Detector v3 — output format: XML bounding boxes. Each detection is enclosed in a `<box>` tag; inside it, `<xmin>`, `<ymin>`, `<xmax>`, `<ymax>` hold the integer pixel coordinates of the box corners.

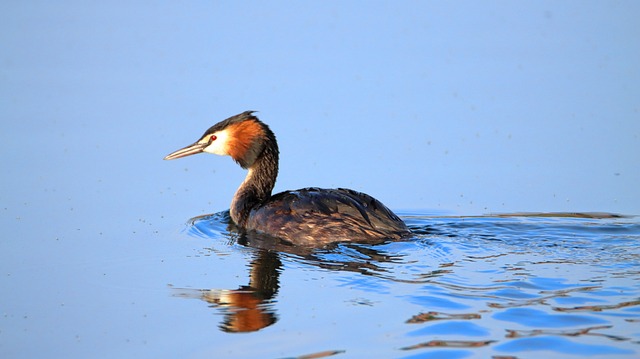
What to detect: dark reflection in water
<box><xmin>179</xmin><ymin>211</ymin><xmax>419</xmax><ymax>333</ymax></box>
<box><xmin>177</xmin><ymin>211</ymin><xmax>640</xmax><ymax>357</ymax></box>
<box><xmin>172</xmin><ymin>249</ymin><xmax>281</xmax><ymax>333</ymax></box>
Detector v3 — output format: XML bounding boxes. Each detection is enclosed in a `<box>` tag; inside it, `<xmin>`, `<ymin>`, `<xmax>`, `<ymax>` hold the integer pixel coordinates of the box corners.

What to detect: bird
<box><xmin>164</xmin><ymin>111</ymin><xmax>410</xmax><ymax>246</ymax></box>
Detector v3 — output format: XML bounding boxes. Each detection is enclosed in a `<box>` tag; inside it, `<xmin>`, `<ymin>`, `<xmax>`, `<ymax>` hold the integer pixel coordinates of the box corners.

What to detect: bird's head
<box><xmin>164</xmin><ymin>111</ymin><xmax>271</xmax><ymax>169</ymax></box>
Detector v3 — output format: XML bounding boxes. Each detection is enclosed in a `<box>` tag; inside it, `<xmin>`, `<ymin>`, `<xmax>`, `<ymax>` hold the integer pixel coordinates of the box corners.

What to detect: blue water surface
<box><xmin>174</xmin><ymin>211</ymin><xmax>640</xmax><ymax>358</ymax></box>
<box><xmin>2</xmin><ymin>2</ymin><xmax>640</xmax><ymax>359</ymax></box>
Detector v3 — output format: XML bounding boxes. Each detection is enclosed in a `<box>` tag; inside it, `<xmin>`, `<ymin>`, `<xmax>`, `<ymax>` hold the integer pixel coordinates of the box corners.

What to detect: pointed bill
<box><xmin>164</xmin><ymin>142</ymin><xmax>208</xmax><ymax>160</ymax></box>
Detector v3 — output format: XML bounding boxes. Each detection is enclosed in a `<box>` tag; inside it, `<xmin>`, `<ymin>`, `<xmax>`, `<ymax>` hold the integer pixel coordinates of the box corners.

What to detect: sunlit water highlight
<box><xmin>182</xmin><ymin>211</ymin><xmax>640</xmax><ymax>358</ymax></box>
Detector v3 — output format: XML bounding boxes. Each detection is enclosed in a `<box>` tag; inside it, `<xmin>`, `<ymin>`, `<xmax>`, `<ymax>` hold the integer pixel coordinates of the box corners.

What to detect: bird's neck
<box><xmin>230</xmin><ymin>142</ymin><xmax>279</xmax><ymax>227</ymax></box>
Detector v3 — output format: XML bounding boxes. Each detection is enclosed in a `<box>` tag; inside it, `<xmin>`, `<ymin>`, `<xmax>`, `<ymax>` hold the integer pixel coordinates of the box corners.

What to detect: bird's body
<box><xmin>165</xmin><ymin>111</ymin><xmax>410</xmax><ymax>245</ymax></box>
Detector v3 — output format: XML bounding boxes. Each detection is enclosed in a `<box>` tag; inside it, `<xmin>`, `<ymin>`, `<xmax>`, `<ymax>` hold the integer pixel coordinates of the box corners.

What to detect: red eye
<box><xmin>210</xmin><ymin>135</ymin><xmax>217</xmax><ymax>142</ymax></box>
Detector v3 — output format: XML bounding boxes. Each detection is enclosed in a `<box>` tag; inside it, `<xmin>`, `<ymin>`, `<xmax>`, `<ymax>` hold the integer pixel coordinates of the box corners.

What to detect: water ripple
<box><xmin>184</xmin><ymin>211</ymin><xmax>640</xmax><ymax>357</ymax></box>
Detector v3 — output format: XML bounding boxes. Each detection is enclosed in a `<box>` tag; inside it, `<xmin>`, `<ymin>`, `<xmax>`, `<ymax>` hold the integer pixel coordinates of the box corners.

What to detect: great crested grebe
<box><xmin>164</xmin><ymin>111</ymin><xmax>410</xmax><ymax>245</ymax></box>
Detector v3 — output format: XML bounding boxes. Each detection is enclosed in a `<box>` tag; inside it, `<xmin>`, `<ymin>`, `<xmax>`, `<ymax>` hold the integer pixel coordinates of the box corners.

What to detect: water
<box><xmin>2</xmin><ymin>199</ymin><xmax>639</xmax><ymax>358</ymax></box>
<box><xmin>174</xmin><ymin>211</ymin><xmax>640</xmax><ymax>358</ymax></box>
<box><xmin>3</xmin><ymin>3</ymin><xmax>639</xmax><ymax>358</ymax></box>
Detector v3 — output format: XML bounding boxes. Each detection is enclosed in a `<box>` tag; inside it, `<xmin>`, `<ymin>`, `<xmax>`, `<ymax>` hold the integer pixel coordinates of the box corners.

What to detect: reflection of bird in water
<box><xmin>171</xmin><ymin>250</ymin><xmax>281</xmax><ymax>333</ymax></box>
<box><xmin>176</xmin><ymin>221</ymin><xmax>418</xmax><ymax>333</ymax></box>
<box><xmin>165</xmin><ymin>111</ymin><xmax>410</xmax><ymax>245</ymax></box>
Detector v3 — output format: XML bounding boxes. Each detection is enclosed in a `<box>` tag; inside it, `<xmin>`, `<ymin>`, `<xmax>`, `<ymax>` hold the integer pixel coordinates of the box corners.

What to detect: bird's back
<box><xmin>245</xmin><ymin>187</ymin><xmax>410</xmax><ymax>246</ymax></box>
